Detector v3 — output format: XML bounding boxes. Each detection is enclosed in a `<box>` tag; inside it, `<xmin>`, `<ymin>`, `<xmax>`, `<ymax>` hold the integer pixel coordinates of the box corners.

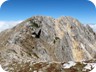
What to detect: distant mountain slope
<box><xmin>0</xmin><ymin>16</ymin><xmax>96</xmax><ymax>71</ymax></box>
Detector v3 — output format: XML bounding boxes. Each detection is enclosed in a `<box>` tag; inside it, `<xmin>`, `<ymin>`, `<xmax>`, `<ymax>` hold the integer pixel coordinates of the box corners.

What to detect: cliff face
<box><xmin>0</xmin><ymin>16</ymin><xmax>96</xmax><ymax>66</ymax></box>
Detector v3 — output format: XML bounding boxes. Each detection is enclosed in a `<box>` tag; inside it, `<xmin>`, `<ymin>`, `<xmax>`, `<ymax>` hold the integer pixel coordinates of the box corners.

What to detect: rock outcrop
<box><xmin>0</xmin><ymin>16</ymin><xmax>96</xmax><ymax>71</ymax></box>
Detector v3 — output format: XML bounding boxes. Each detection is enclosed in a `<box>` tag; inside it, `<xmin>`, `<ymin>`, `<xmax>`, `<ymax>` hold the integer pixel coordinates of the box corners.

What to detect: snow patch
<box><xmin>63</xmin><ymin>61</ymin><xmax>76</xmax><ymax>68</ymax></box>
<box><xmin>90</xmin><ymin>64</ymin><xmax>96</xmax><ymax>72</ymax></box>
<box><xmin>84</xmin><ymin>63</ymin><xmax>96</xmax><ymax>70</ymax></box>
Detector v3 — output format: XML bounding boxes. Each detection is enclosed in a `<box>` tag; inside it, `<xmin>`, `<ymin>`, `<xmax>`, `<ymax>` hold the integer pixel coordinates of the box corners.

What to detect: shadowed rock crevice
<box><xmin>32</xmin><ymin>29</ymin><xmax>41</xmax><ymax>38</ymax></box>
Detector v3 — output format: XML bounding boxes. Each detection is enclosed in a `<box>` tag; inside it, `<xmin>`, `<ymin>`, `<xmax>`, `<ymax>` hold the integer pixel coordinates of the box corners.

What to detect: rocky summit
<box><xmin>0</xmin><ymin>16</ymin><xmax>96</xmax><ymax>72</ymax></box>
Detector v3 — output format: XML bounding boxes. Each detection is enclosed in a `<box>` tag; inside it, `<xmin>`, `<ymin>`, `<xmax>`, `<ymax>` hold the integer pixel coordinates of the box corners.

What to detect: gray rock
<box><xmin>0</xmin><ymin>16</ymin><xmax>96</xmax><ymax>71</ymax></box>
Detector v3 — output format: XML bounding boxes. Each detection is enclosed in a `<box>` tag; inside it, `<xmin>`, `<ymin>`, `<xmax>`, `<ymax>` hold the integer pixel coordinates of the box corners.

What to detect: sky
<box><xmin>0</xmin><ymin>0</ymin><xmax>96</xmax><ymax>31</ymax></box>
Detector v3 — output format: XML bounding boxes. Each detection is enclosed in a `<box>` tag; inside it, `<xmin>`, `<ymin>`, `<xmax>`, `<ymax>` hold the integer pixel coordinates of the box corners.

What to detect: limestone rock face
<box><xmin>0</xmin><ymin>16</ymin><xmax>96</xmax><ymax>66</ymax></box>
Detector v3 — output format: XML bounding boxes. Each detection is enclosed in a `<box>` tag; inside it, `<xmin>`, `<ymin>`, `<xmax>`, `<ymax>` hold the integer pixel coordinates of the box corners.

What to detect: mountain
<box><xmin>0</xmin><ymin>16</ymin><xmax>96</xmax><ymax>71</ymax></box>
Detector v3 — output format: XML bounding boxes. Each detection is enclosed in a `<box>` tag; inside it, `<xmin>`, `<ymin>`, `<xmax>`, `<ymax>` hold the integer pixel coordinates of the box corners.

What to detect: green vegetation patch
<box><xmin>30</xmin><ymin>20</ymin><xmax>40</xmax><ymax>28</ymax></box>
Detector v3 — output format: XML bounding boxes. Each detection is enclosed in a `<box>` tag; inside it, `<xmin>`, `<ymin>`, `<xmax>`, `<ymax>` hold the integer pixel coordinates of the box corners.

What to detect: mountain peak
<box><xmin>0</xmin><ymin>16</ymin><xmax>96</xmax><ymax>71</ymax></box>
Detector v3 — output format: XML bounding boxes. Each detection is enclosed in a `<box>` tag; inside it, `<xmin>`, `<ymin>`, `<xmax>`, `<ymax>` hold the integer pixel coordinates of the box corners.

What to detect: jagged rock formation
<box><xmin>0</xmin><ymin>16</ymin><xmax>96</xmax><ymax>71</ymax></box>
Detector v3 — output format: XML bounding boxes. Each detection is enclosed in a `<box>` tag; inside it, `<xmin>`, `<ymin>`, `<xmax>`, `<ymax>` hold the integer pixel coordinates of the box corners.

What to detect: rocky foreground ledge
<box><xmin>0</xmin><ymin>16</ymin><xmax>96</xmax><ymax>72</ymax></box>
<box><xmin>2</xmin><ymin>60</ymin><xmax>96</xmax><ymax>72</ymax></box>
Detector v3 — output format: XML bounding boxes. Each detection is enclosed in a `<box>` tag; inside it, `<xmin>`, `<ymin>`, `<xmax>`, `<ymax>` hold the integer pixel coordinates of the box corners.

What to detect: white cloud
<box><xmin>0</xmin><ymin>21</ymin><xmax>22</xmax><ymax>32</ymax></box>
<box><xmin>88</xmin><ymin>24</ymin><xmax>96</xmax><ymax>32</ymax></box>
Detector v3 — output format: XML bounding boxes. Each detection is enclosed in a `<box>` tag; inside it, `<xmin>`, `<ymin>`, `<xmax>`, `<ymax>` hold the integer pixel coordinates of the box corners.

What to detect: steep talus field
<box><xmin>0</xmin><ymin>16</ymin><xmax>96</xmax><ymax>72</ymax></box>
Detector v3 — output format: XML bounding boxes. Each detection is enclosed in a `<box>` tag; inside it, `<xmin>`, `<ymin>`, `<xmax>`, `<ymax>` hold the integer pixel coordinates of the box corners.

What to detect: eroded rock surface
<box><xmin>0</xmin><ymin>16</ymin><xmax>96</xmax><ymax>72</ymax></box>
